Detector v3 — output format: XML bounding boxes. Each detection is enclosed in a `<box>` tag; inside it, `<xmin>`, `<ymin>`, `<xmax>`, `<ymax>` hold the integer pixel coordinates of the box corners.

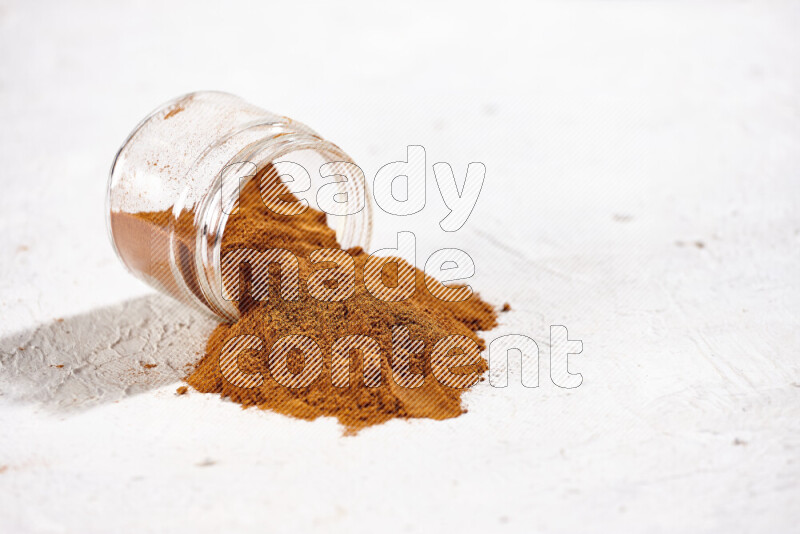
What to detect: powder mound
<box><xmin>142</xmin><ymin>166</ymin><xmax>498</xmax><ymax>433</ymax></box>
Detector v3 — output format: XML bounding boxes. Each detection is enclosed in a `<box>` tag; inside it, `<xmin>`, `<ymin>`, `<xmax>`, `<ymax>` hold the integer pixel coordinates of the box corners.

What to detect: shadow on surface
<box><xmin>0</xmin><ymin>294</ymin><xmax>217</xmax><ymax>412</ymax></box>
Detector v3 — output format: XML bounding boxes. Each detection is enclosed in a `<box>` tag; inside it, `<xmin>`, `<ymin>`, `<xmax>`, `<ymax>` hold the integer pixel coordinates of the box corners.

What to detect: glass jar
<box><xmin>106</xmin><ymin>91</ymin><xmax>372</xmax><ymax>322</ymax></box>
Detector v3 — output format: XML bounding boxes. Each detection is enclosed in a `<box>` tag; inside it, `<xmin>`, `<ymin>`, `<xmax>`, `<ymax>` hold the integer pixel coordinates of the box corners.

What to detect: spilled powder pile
<box><xmin>137</xmin><ymin>167</ymin><xmax>498</xmax><ymax>433</ymax></box>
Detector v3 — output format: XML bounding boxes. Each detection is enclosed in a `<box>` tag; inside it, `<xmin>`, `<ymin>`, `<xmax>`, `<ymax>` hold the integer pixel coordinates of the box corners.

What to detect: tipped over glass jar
<box><xmin>106</xmin><ymin>91</ymin><xmax>373</xmax><ymax>322</ymax></box>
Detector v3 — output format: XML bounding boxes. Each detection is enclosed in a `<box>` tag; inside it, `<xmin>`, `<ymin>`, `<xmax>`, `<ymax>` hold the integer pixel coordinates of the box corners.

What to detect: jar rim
<box><xmin>194</xmin><ymin>132</ymin><xmax>374</xmax><ymax>322</ymax></box>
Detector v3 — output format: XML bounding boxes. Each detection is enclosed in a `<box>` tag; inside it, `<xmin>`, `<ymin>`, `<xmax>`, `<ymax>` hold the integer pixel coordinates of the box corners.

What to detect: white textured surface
<box><xmin>1</xmin><ymin>1</ymin><xmax>799</xmax><ymax>533</ymax></box>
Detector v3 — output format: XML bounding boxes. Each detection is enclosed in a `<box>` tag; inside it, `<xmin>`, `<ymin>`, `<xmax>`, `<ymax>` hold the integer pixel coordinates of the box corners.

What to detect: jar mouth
<box><xmin>195</xmin><ymin>134</ymin><xmax>373</xmax><ymax>322</ymax></box>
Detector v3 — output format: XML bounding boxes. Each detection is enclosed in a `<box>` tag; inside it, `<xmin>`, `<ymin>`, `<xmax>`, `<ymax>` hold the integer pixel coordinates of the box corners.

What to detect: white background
<box><xmin>1</xmin><ymin>1</ymin><xmax>799</xmax><ymax>532</ymax></box>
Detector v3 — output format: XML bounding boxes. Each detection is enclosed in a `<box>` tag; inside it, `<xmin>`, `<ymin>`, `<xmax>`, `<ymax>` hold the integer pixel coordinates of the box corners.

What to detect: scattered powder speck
<box><xmin>163</xmin><ymin>105</ymin><xmax>185</xmax><ymax>120</ymax></box>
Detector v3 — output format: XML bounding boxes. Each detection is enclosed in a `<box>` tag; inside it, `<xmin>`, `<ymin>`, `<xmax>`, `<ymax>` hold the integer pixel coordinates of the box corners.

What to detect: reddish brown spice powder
<box><xmin>126</xmin><ymin>167</ymin><xmax>499</xmax><ymax>433</ymax></box>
